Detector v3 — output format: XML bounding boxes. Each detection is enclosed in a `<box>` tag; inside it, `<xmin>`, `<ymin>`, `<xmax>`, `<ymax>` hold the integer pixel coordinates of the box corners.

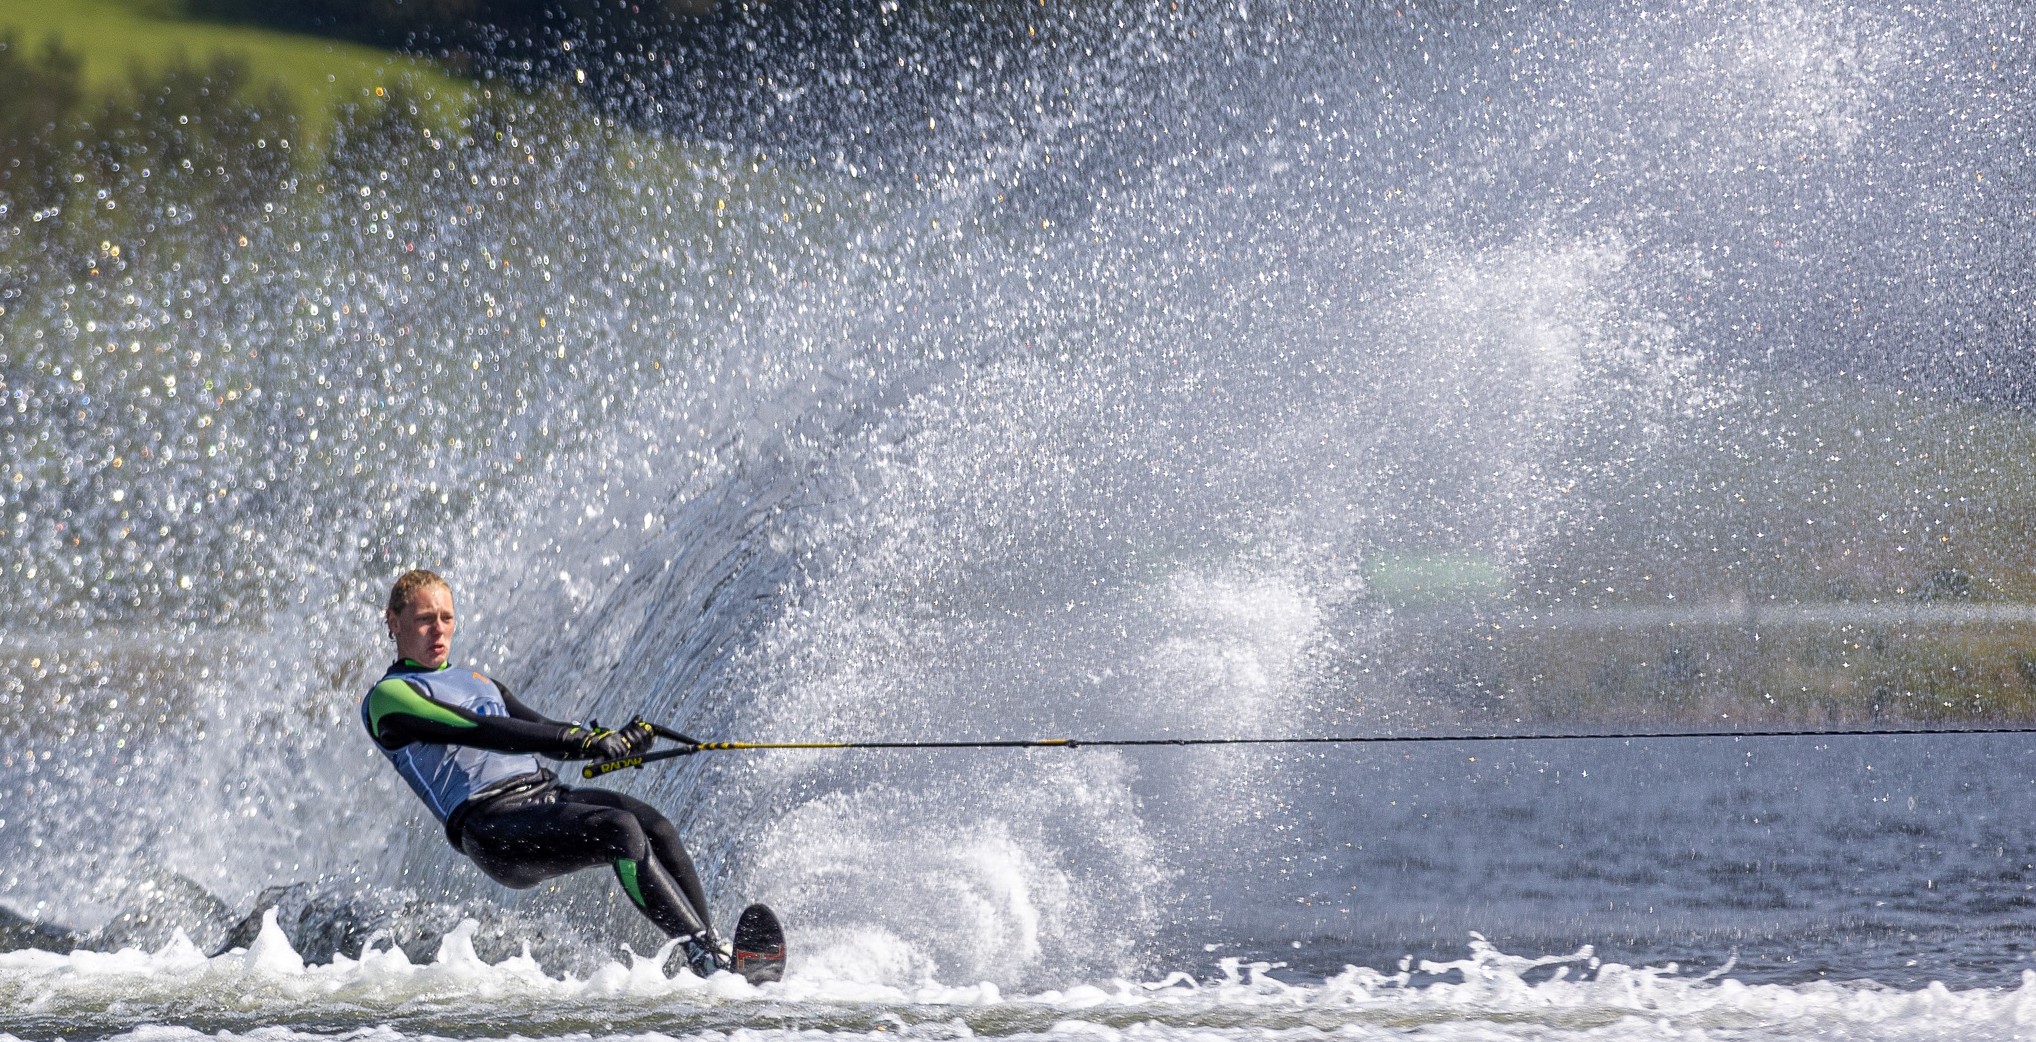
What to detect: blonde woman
<box><xmin>361</xmin><ymin>569</ymin><xmax>732</xmax><ymax>977</ymax></box>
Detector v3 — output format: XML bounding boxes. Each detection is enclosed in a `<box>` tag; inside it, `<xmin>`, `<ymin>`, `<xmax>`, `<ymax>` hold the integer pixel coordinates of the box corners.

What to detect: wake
<box><xmin>6</xmin><ymin>914</ymin><xmax>2036</xmax><ymax>1042</ymax></box>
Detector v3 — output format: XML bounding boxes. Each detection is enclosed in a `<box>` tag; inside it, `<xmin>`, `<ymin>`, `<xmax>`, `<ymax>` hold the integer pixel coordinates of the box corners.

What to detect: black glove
<box><xmin>617</xmin><ymin>719</ymin><xmax>658</xmax><ymax>756</ymax></box>
<box><xmin>565</xmin><ymin>724</ymin><xmax>633</xmax><ymax>761</ymax></box>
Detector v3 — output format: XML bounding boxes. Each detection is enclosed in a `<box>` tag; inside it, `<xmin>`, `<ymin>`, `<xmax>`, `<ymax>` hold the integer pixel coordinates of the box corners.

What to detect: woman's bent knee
<box><xmin>589</xmin><ymin>808</ymin><xmax>650</xmax><ymax>860</ymax></box>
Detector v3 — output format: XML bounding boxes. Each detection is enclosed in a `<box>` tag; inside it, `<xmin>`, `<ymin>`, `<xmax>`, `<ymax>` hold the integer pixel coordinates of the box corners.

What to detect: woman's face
<box><xmin>388</xmin><ymin>583</ymin><xmax>456</xmax><ymax>668</ymax></box>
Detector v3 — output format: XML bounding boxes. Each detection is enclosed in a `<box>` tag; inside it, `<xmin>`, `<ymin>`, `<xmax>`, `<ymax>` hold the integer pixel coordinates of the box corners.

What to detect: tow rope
<box><xmin>581</xmin><ymin>722</ymin><xmax>2036</xmax><ymax>779</ymax></box>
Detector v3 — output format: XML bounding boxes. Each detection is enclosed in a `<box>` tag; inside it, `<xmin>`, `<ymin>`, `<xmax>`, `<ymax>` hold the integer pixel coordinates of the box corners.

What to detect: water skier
<box><xmin>360</xmin><ymin>569</ymin><xmax>732</xmax><ymax>976</ymax></box>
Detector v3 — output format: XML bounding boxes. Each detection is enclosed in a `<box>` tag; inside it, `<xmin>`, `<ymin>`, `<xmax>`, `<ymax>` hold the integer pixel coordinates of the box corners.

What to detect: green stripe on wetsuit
<box><xmin>615</xmin><ymin>859</ymin><xmax>648</xmax><ymax>908</ymax></box>
<box><xmin>367</xmin><ymin>677</ymin><xmax>478</xmax><ymax>739</ymax></box>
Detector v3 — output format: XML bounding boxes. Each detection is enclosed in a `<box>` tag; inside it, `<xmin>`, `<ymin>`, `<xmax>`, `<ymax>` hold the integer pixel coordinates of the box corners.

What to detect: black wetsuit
<box><xmin>363</xmin><ymin>661</ymin><xmax>716</xmax><ymax>945</ymax></box>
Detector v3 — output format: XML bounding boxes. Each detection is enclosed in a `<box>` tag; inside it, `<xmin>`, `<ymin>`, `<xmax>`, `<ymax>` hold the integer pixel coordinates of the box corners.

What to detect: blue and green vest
<box><xmin>361</xmin><ymin>662</ymin><xmax>542</xmax><ymax>822</ymax></box>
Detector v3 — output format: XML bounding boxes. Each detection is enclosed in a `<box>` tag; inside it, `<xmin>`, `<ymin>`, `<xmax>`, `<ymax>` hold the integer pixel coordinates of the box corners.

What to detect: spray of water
<box><xmin>2</xmin><ymin>0</ymin><xmax>2032</xmax><ymax>991</ymax></box>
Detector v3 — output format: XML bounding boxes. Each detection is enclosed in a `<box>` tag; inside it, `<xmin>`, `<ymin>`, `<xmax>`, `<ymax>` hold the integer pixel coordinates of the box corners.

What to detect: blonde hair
<box><xmin>386</xmin><ymin>569</ymin><xmax>451</xmax><ymax>616</ymax></box>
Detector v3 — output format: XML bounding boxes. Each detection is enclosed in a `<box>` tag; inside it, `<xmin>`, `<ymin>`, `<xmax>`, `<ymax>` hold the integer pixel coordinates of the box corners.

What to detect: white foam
<box><xmin>5</xmin><ymin>921</ymin><xmax>2036</xmax><ymax>1042</ymax></box>
<box><xmin>740</xmin><ymin>759</ymin><xmax>1163</xmax><ymax>988</ymax></box>
<box><xmin>0</xmin><ymin>908</ymin><xmax>735</xmax><ymax>1021</ymax></box>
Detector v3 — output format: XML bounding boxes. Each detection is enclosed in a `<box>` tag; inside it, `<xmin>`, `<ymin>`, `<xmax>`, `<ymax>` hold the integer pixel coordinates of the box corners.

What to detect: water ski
<box><xmin>731</xmin><ymin>903</ymin><xmax>786</xmax><ymax>983</ymax></box>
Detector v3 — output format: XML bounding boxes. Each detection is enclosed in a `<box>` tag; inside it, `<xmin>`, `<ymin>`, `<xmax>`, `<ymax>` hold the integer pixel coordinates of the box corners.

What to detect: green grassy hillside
<box><xmin>0</xmin><ymin>0</ymin><xmax>468</xmax><ymax>144</ymax></box>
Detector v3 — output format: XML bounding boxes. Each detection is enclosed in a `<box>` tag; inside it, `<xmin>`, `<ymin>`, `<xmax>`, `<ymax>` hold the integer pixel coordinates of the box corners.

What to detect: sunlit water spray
<box><xmin>4</xmin><ymin>0</ymin><xmax>2036</xmax><ymax>1036</ymax></box>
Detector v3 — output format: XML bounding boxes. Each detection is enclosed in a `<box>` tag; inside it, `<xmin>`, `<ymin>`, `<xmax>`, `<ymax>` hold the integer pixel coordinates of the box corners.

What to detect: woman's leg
<box><xmin>459</xmin><ymin>796</ymin><xmax>635</xmax><ymax>887</ymax></box>
<box><xmin>555</xmin><ymin>786</ymin><xmax>715</xmax><ymax>939</ymax></box>
<box><xmin>459</xmin><ymin>794</ymin><xmax>707</xmax><ymax>939</ymax></box>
